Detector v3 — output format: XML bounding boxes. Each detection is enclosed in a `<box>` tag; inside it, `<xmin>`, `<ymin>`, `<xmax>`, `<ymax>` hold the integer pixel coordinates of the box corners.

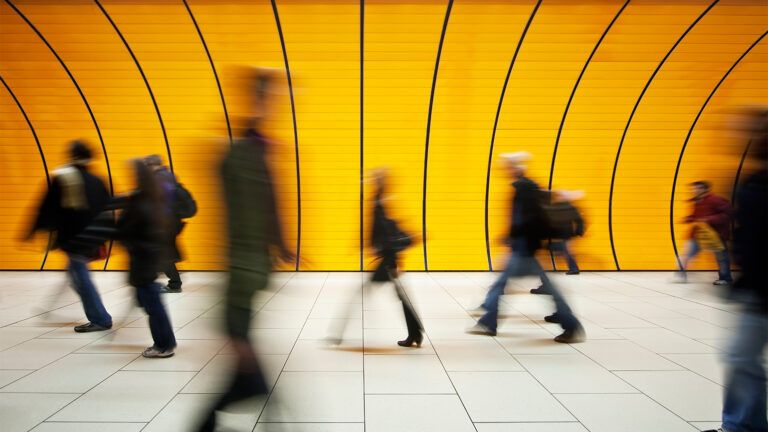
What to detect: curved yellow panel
<box><xmin>489</xmin><ymin>0</ymin><xmax>627</xmax><ymax>270</ymax></box>
<box><xmin>613</xmin><ymin>2</ymin><xmax>768</xmax><ymax>270</ymax></box>
<box><xmin>362</xmin><ymin>0</ymin><xmax>447</xmax><ymax>271</ymax></box>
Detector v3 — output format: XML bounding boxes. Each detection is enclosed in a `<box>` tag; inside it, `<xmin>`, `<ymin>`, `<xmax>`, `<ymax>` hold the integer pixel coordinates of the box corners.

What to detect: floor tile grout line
<box><xmin>254</xmin><ymin>272</ymin><xmax>330</xmax><ymax>428</ymax></box>
<box><xmin>361</xmin><ymin>271</ymin><xmax>367</xmax><ymax>432</ymax></box>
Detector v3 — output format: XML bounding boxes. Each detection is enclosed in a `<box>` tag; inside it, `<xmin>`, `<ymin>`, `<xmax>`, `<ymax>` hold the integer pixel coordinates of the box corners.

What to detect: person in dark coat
<box><xmin>196</xmin><ymin>69</ymin><xmax>294</xmax><ymax>432</ymax></box>
<box><xmin>468</xmin><ymin>152</ymin><xmax>585</xmax><ymax>343</ymax></box>
<box><xmin>28</xmin><ymin>140</ymin><xmax>113</xmax><ymax>333</ymax></box>
<box><xmin>116</xmin><ymin>159</ymin><xmax>176</xmax><ymax>358</ymax></box>
<box><xmin>145</xmin><ymin>155</ymin><xmax>184</xmax><ymax>293</ymax></box>
<box><xmin>704</xmin><ymin>110</ymin><xmax>767</xmax><ymax>432</ymax></box>
<box><xmin>675</xmin><ymin>181</ymin><xmax>733</xmax><ymax>285</ymax></box>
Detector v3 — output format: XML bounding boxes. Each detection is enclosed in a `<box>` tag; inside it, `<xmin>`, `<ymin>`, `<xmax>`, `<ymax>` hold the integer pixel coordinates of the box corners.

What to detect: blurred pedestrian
<box><xmin>27</xmin><ymin>140</ymin><xmax>112</xmax><ymax>333</ymax></box>
<box><xmin>145</xmin><ymin>155</ymin><xmax>197</xmax><ymax>293</ymax></box>
<box><xmin>705</xmin><ymin>110</ymin><xmax>768</xmax><ymax>432</ymax></box>
<box><xmin>116</xmin><ymin>159</ymin><xmax>176</xmax><ymax>358</ymax></box>
<box><xmin>196</xmin><ymin>69</ymin><xmax>294</xmax><ymax>432</ymax></box>
<box><xmin>468</xmin><ymin>152</ymin><xmax>585</xmax><ymax>343</ymax></box>
<box><xmin>674</xmin><ymin>181</ymin><xmax>733</xmax><ymax>285</ymax></box>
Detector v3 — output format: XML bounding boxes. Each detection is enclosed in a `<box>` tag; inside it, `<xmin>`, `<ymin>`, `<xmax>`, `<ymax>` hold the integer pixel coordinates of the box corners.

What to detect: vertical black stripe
<box><xmin>484</xmin><ymin>0</ymin><xmax>541</xmax><ymax>271</ymax></box>
<box><xmin>183</xmin><ymin>0</ymin><xmax>232</xmax><ymax>146</ymax></box>
<box><xmin>360</xmin><ymin>0</ymin><xmax>364</xmax><ymax>271</ymax></box>
<box><xmin>607</xmin><ymin>0</ymin><xmax>718</xmax><ymax>271</ymax></box>
<box><xmin>670</xmin><ymin>31</ymin><xmax>766</xmax><ymax>267</ymax></box>
<box><xmin>547</xmin><ymin>0</ymin><xmax>629</xmax><ymax>270</ymax></box>
<box><xmin>271</xmin><ymin>0</ymin><xmax>302</xmax><ymax>271</ymax></box>
<box><xmin>731</xmin><ymin>139</ymin><xmax>753</xmax><ymax>211</ymax></box>
<box><xmin>94</xmin><ymin>0</ymin><xmax>173</xmax><ymax>174</ymax></box>
<box><xmin>0</xmin><ymin>75</ymin><xmax>51</xmax><ymax>270</ymax></box>
<box><xmin>422</xmin><ymin>0</ymin><xmax>453</xmax><ymax>271</ymax></box>
<box><xmin>6</xmin><ymin>0</ymin><xmax>115</xmax><ymax>271</ymax></box>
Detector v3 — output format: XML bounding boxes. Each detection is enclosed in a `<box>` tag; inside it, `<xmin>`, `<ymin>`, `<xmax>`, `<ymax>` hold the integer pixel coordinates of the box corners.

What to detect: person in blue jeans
<box><xmin>28</xmin><ymin>141</ymin><xmax>112</xmax><ymax>332</ymax></box>
<box><xmin>705</xmin><ymin>111</ymin><xmax>767</xmax><ymax>432</ymax></box>
<box><xmin>467</xmin><ymin>152</ymin><xmax>585</xmax><ymax>343</ymax></box>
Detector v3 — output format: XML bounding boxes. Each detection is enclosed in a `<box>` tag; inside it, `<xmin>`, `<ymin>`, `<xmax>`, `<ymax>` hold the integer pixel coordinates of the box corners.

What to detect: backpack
<box><xmin>174</xmin><ymin>182</ymin><xmax>197</xmax><ymax>219</ymax></box>
<box><xmin>540</xmin><ymin>201</ymin><xmax>580</xmax><ymax>240</ymax></box>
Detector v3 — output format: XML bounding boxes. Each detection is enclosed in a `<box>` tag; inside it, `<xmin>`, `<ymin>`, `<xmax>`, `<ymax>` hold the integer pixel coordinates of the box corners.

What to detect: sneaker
<box><xmin>565</xmin><ymin>270</ymin><xmax>580</xmax><ymax>275</ymax></box>
<box><xmin>466</xmin><ymin>323</ymin><xmax>497</xmax><ymax>336</ymax></box>
<box><xmin>468</xmin><ymin>306</ymin><xmax>486</xmax><ymax>316</ymax></box>
<box><xmin>74</xmin><ymin>322</ymin><xmax>112</xmax><ymax>333</ymax></box>
<box><xmin>713</xmin><ymin>280</ymin><xmax>732</xmax><ymax>286</ymax></box>
<box><xmin>160</xmin><ymin>285</ymin><xmax>182</xmax><ymax>294</ymax></box>
<box><xmin>142</xmin><ymin>346</ymin><xmax>175</xmax><ymax>358</ymax></box>
<box><xmin>544</xmin><ymin>313</ymin><xmax>561</xmax><ymax>324</ymax></box>
<box><xmin>530</xmin><ymin>286</ymin><xmax>548</xmax><ymax>295</ymax></box>
<box><xmin>554</xmin><ymin>325</ymin><xmax>586</xmax><ymax>343</ymax></box>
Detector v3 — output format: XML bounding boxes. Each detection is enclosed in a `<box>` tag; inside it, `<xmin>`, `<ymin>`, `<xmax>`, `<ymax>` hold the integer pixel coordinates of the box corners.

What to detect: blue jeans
<box><xmin>722</xmin><ymin>312</ymin><xmax>768</xmax><ymax>432</ymax></box>
<box><xmin>67</xmin><ymin>255</ymin><xmax>112</xmax><ymax>328</ymax></box>
<box><xmin>136</xmin><ymin>282</ymin><xmax>176</xmax><ymax>350</ymax></box>
<box><xmin>550</xmin><ymin>240</ymin><xmax>579</xmax><ymax>273</ymax></box>
<box><xmin>680</xmin><ymin>239</ymin><xmax>732</xmax><ymax>281</ymax></box>
<box><xmin>479</xmin><ymin>239</ymin><xmax>580</xmax><ymax>332</ymax></box>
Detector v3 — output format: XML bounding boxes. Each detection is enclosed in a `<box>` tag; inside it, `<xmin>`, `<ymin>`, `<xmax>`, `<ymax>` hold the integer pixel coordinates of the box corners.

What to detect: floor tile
<box><xmin>365</xmin><ymin>355</ymin><xmax>454</xmax><ymax>394</ymax></box>
<box><xmin>300</xmin><ymin>318</ymin><xmax>363</xmax><ymax>340</ymax></box>
<box><xmin>261</xmin><ymin>371</ymin><xmax>363</xmax><ymax>422</ymax></box>
<box><xmin>663</xmin><ymin>354</ymin><xmax>724</xmax><ymax>385</ymax></box>
<box><xmin>252</xmin><ymin>309</ymin><xmax>310</xmax><ymax>328</ymax></box>
<box><xmin>122</xmin><ymin>339</ymin><xmax>225</xmax><ymax>372</ymax></box>
<box><xmin>366</xmin><ymin>394</ymin><xmax>475</xmax><ymax>432</ymax></box>
<box><xmin>284</xmin><ymin>339</ymin><xmax>363</xmax><ymax>371</ymax></box>
<box><xmin>143</xmin><ymin>393</ymin><xmax>259</xmax><ymax>432</ymax></box>
<box><xmin>475</xmin><ymin>424</ymin><xmax>588</xmax><ymax>432</ymax></box>
<box><xmin>614</xmin><ymin>328</ymin><xmax>718</xmax><ymax>354</ymax></box>
<box><xmin>174</xmin><ymin>318</ymin><xmax>226</xmax><ymax>340</ymax></box>
<box><xmin>646</xmin><ymin>318</ymin><xmax>730</xmax><ymax>340</ymax></box>
<box><xmin>450</xmin><ymin>372</ymin><xmax>574</xmax><ymax>422</ymax></box>
<box><xmin>254</xmin><ymin>423</ymin><xmax>364</xmax><ymax>432</ymax></box>
<box><xmin>49</xmin><ymin>371</ymin><xmax>195</xmax><ymax>422</ymax></box>
<box><xmin>364</xmin><ymin>328</ymin><xmax>436</xmax><ymax>354</ymax></box>
<box><xmin>0</xmin><ymin>338</ymin><xmax>92</xmax><ymax>370</ymax></box>
<box><xmin>30</xmin><ymin>423</ymin><xmax>145</xmax><ymax>432</ymax></box>
<box><xmin>495</xmin><ymin>328</ymin><xmax>577</xmax><ymax>355</ymax></box>
<box><xmin>516</xmin><ymin>354</ymin><xmax>637</xmax><ymax>393</ymax></box>
<box><xmin>615</xmin><ymin>371</ymin><xmax>722</xmax><ymax>421</ymax></box>
<box><xmin>574</xmin><ymin>340</ymin><xmax>682</xmax><ymax>370</ymax></box>
<box><xmin>0</xmin><ymin>326</ymin><xmax>58</xmax><ymax>350</ymax></box>
<box><xmin>76</xmin><ymin>327</ymin><xmax>155</xmax><ymax>354</ymax></box>
<box><xmin>182</xmin><ymin>354</ymin><xmax>287</xmax><ymax>394</ymax></box>
<box><xmin>557</xmin><ymin>393</ymin><xmax>698</xmax><ymax>432</ymax></box>
<box><xmin>0</xmin><ymin>370</ymin><xmax>30</xmax><ymax>388</ymax></box>
<box><xmin>432</xmin><ymin>339</ymin><xmax>523</xmax><ymax>371</ymax></box>
<box><xmin>2</xmin><ymin>353</ymin><xmax>137</xmax><ymax>393</ymax></box>
<box><xmin>0</xmin><ymin>393</ymin><xmax>79</xmax><ymax>432</ymax></box>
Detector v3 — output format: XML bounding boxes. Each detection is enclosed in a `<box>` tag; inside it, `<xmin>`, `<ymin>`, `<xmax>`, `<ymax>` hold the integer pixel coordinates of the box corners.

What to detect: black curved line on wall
<box><xmin>184</xmin><ymin>0</ymin><xmax>232</xmax><ymax>146</ymax></box>
<box><xmin>606</xmin><ymin>0</ymin><xmax>718</xmax><ymax>271</ymax></box>
<box><xmin>271</xmin><ymin>0</ymin><xmax>302</xmax><ymax>271</ymax></box>
<box><xmin>422</xmin><ymin>0</ymin><xmax>453</xmax><ymax>271</ymax></box>
<box><xmin>670</xmin><ymin>31</ymin><xmax>766</xmax><ymax>267</ymax></box>
<box><xmin>6</xmin><ymin>0</ymin><xmax>115</xmax><ymax>271</ymax></box>
<box><xmin>94</xmin><ymin>0</ymin><xmax>173</xmax><ymax>174</ymax></box>
<box><xmin>0</xmin><ymin>75</ymin><xmax>51</xmax><ymax>270</ymax></box>
<box><xmin>547</xmin><ymin>0</ymin><xmax>630</xmax><ymax>271</ymax></box>
<box><xmin>360</xmin><ymin>0</ymin><xmax>364</xmax><ymax>271</ymax></box>
<box><xmin>483</xmin><ymin>0</ymin><xmax>542</xmax><ymax>271</ymax></box>
<box><xmin>731</xmin><ymin>138</ymin><xmax>753</xmax><ymax>210</ymax></box>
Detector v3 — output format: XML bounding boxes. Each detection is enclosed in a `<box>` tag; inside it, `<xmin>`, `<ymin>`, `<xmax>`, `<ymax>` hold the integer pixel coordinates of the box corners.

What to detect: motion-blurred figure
<box><xmin>196</xmin><ymin>69</ymin><xmax>294</xmax><ymax>432</ymax></box>
<box><xmin>116</xmin><ymin>159</ymin><xmax>176</xmax><ymax>358</ymax></box>
<box><xmin>705</xmin><ymin>111</ymin><xmax>768</xmax><ymax>432</ymax></box>
<box><xmin>145</xmin><ymin>155</ymin><xmax>197</xmax><ymax>293</ymax></box>
<box><xmin>329</xmin><ymin>168</ymin><xmax>423</xmax><ymax>348</ymax></box>
<box><xmin>468</xmin><ymin>152</ymin><xmax>585</xmax><ymax>343</ymax></box>
<box><xmin>28</xmin><ymin>140</ymin><xmax>112</xmax><ymax>333</ymax></box>
<box><xmin>674</xmin><ymin>181</ymin><xmax>733</xmax><ymax>285</ymax></box>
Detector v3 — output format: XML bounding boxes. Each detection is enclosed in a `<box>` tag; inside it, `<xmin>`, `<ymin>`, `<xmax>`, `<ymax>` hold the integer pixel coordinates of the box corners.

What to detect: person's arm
<box><xmin>27</xmin><ymin>179</ymin><xmax>61</xmax><ymax>238</ymax></box>
<box><xmin>700</xmin><ymin>196</ymin><xmax>732</xmax><ymax>227</ymax></box>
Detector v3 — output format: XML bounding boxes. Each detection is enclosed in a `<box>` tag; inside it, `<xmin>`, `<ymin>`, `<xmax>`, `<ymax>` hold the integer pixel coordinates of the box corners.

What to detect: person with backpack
<box><xmin>467</xmin><ymin>152</ymin><xmax>585</xmax><ymax>343</ymax></box>
<box><xmin>27</xmin><ymin>140</ymin><xmax>113</xmax><ymax>333</ymax></box>
<box><xmin>145</xmin><ymin>155</ymin><xmax>197</xmax><ymax>293</ymax></box>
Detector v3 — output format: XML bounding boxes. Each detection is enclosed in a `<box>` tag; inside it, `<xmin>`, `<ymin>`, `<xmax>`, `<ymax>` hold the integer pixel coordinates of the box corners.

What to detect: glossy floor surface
<box><xmin>0</xmin><ymin>271</ymin><xmax>736</xmax><ymax>431</ymax></box>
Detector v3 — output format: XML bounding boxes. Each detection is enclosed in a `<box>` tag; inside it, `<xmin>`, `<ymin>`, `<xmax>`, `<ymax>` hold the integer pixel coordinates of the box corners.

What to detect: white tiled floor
<box><xmin>0</xmin><ymin>270</ymin><xmax>738</xmax><ymax>431</ymax></box>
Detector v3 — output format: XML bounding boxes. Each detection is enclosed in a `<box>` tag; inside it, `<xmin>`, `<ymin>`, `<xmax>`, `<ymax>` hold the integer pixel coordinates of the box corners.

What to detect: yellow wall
<box><xmin>1</xmin><ymin>0</ymin><xmax>766</xmax><ymax>271</ymax></box>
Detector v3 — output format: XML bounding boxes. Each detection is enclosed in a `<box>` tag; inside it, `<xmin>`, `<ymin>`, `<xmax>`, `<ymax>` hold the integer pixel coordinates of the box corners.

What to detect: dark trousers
<box><xmin>67</xmin><ymin>254</ymin><xmax>112</xmax><ymax>328</ymax></box>
<box><xmin>136</xmin><ymin>282</ymin><xmax>176</xmax><ymax>350</ymax></box>
<box><xmin>163</xmin><ymin>263</ymin><xmax>182</xmax><ymax>289</ymax></box>
<box><xmin>374</xmin><ymin>253</ymin><xmax>423</xmax><ymax>338</ymax></box>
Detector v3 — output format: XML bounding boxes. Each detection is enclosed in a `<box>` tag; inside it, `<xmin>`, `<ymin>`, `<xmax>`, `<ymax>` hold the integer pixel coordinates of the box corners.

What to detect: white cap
<box><xmin>500</xmin><ymin>151</ymin><xmax>532</xmax><ymax>165</ymax></box>
<box><xmin>556</xmin><ymin>190</ymin><xmax>585</xmax><ymax>201</ymax></box>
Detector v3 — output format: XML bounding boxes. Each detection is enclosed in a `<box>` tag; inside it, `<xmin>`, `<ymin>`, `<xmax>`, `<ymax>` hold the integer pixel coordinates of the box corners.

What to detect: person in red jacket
<box><xmin>675</xmin><ymin>181</ymin><xmax>733</xmax><ymax>285</ymax></box>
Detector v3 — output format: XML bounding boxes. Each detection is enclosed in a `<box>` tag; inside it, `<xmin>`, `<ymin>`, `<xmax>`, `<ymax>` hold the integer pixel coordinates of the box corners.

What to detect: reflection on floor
<box><xmin>0</xmin><ymin>270</ymin><xmax>734</xmax><ymax>432</ymax></box>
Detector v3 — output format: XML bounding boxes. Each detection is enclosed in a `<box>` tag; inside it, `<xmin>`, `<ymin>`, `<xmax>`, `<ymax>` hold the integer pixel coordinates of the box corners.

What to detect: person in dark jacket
<box><xmin>468</xmin><ymin>152</ymin><xmax>585</xmax><ymax>343</ymax></box>
<box><xmin>197</xmin><ymin>69</ymin><xmax>294</xmax><ymax>432</ymax></box>
<box><xmin>675</xmin><ymin>181</ymin><xmax>733</xmax><ymax>285</ymax></box>
<box><xmin>28</xmin><ymin>140</ymin><xmax>112</xmax><ymax>333</ymax></box>
<box><xmin>145</xmin><ymin>155</ymin><xmax>184</xmax><ymax>293</ymax></box>
<box><xmin>117</xmin><ymin>159</ymin><xmax>176</xmax><ymax>358</ymax></box>
<box><xmin>704</xmin><ymin>112</ymin><xmax>768</xmax><ymax>432</ymax></box>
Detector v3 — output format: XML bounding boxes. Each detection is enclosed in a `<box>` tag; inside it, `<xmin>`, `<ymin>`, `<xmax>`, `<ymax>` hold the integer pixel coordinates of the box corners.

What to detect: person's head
<box><xmin>69</xmin><ymin>140</ymin><xmax>93</xmax><ymax>166</ymax></box>
<box><xmin>372</xmin><ymin>167</ymin><xmax>389</xmax><ymax>193</ymax></box>
<box><xmin>690</xmin><ymin>180</ymin><xmax>711</xmax><ymax>199</ymax></box>
<box><xmin>130</xmin><ymin>159</ymin><xmax>161</xmax><ymax>202</ymax></box>
<box><xmin>500</xmin><ymin>151</ymin><xmax>531</xmax><ymax>179</ymax></box>
<box><xmin>144</xmin><ymin>154</ymin><xmax>163</xmax><ymax>171</ymax></box>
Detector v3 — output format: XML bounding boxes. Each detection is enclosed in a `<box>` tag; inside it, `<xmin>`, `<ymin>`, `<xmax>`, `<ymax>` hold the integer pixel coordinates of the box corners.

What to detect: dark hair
<box><xmin>69</xmin><ymin>140</ymin><xmax>92</xmax><ymax>164</ymax></box>
<box><xmin>131</xmin><ymin>159</ymin><xmax>167</xmax><ymax>233</ymax></box>
<box><xmin>144</xmin><ymin>154</ymin><xmax>162</xmax><ymax>167</ymax></box>
<box><xmin>691</xmin><ymin>181</ymin><xmax>710</xmax><ymax>190</ymax></box>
